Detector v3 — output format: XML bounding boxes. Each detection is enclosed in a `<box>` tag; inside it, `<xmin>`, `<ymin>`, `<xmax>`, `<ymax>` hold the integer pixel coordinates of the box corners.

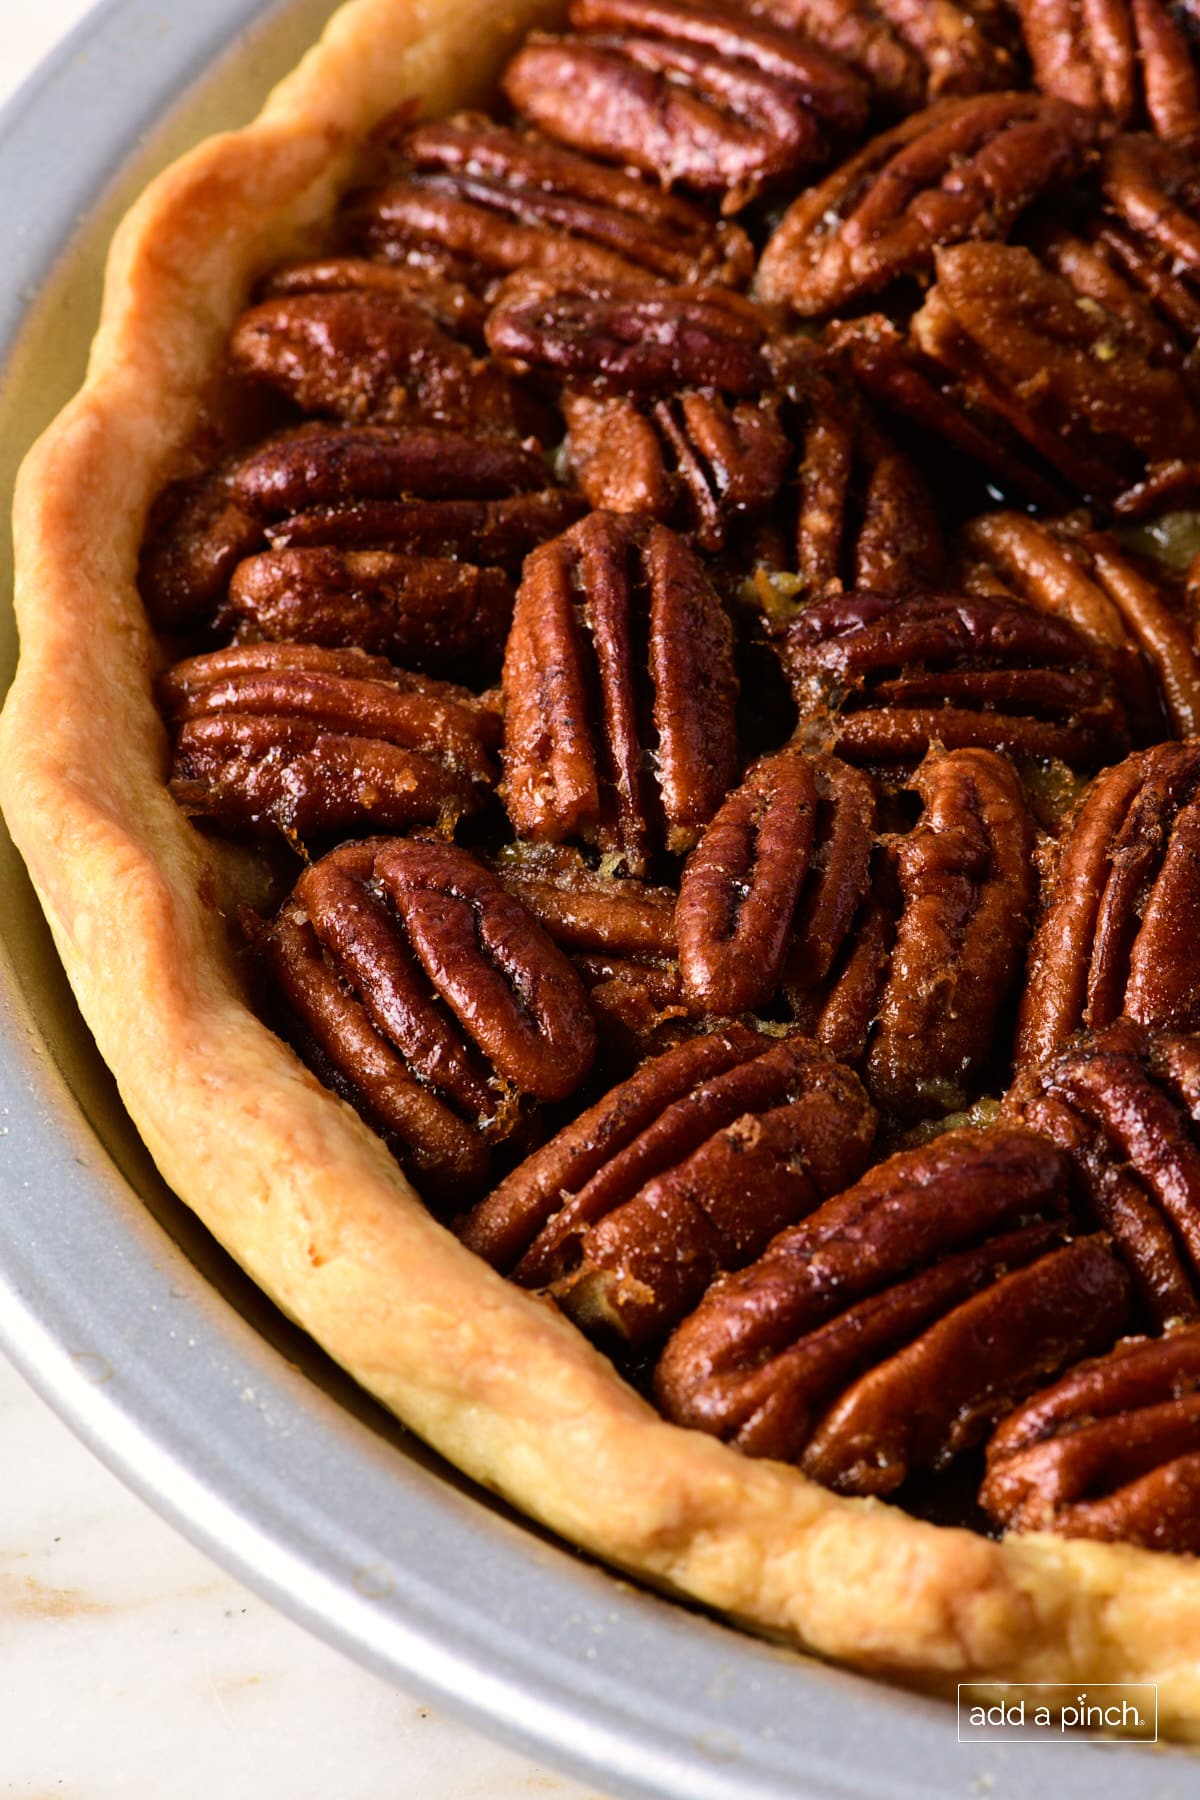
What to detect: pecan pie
<box><xmin>13</xmin><ymin>0</ymin><xmax>1200</xmax><ymax>1747</ymax></box>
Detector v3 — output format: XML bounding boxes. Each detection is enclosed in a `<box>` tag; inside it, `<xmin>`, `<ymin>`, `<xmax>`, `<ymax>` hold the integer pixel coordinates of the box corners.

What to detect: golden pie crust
<box><xmin>5</xmin><ymin>0</ymin><xmax>1200</xmax><ymax>1738</ymax></box>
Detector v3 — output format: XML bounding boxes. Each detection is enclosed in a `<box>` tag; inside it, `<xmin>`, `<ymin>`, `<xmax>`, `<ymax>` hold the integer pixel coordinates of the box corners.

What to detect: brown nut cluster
<box><xmin>160</xmin><ymin>643</ymin><xmax>499</xmax><ymax>840</ymax></box>
<box><xmin>656</xmin><ymin>1126</ymin><xmax>1130</xmax><ymax>1491</ymax></box>
<box><xmin>959</xmin><ymin>510</ymin><xmax>1200</xmax><ymax>742</ymax></box>
<box><xmin>1028</xmin><ymin>137</ymin><xmax>1200</xmax><ymax>406</ymax></box>
<box><xmin>776</xmin><ymin>587</ymin><xmax>1129</xmax><ymax>767</ymax></box>
<box><xmin>746</xmin><ymin>0</ymin><xmax>1019</xmax><ymax>110</ymax></box>
<box><xmin>486</xmin><ymin>275</ymin><xmax>794</xmax><ymax>551</ymax></box>
<box><xmin>263</xmin><ymin>838</ymin><xmax>597</xmax><ymax>1197</ymax></box>
<box><xmin>501</xmin><ymin>510</ymin><xmax>739</xmax><ymax>876</ymax></box>
<box><xmin>832</xmin><ymin>170</ymin><xmax>1200</xmax><ymax>514</ymax></box>
<box><xmin>1018</xmin><ymin>745</ymin><xmax>1200</xmax><ymax>1064</ymax></box>
<box><xmin>1007</xmin><ymin>1020</ymin><xmax>1200</xmax><ymax>1328</ymax></box>
<box><xmin>459</xmin><ymin>1025</ymin><xmax>876</xmax><ymax>1349</ymax></box>
<box><xmin>769</xmin><ymin>363</ymin><xmax>942</xmax><ymax>596</ymax></box>
<box><xmin>228</xmin><ymin>281</ymin><xmax>525</xmax><ymax>435</ymax></box>
<box><xmin>914</xmin><ymin>243</ymin><xmax>1200</xmax><ymax>501</ymax></box>
<box><xmin>790</xmin><ymin>748</ymin><xmax>1035</xmax><ymax>1116</ymax></box>
<box><xmin>673</xmin><ymin>745</ymin><xmax>1035</xmax><ymax>1120</ymax></box>
<box><xmin>981</xmin><ymin>1325</ymin><xmax>1200</xmax><ymax>1550</ymax></box>
<box><xmin>1016</xmin><ymin>0</ymin><xmax>1200</xmax><ymax>143</ymax></box>
<box><xmin>142</xmin><ymin>420</ymin><xmax>579</xmax><ymax>660</ymax></box>
<box><xmin>345</xmin><ymin>113</ymin><xmax>754</xmax><ymax>289</ymax></box>
<box><xmin>140</xmin><ymin>0</ymin><xmax>1200</xmax><ymax>1559</ymax></box>
<box><xmin>502</xmin><ymin>0</ymin><xmax>870</xmax><ymax>212</ymax></box>
<box><xmin>757</xmin><ymin>93</ymin><xmax>1098</xmax><ymax>319</ymax></box>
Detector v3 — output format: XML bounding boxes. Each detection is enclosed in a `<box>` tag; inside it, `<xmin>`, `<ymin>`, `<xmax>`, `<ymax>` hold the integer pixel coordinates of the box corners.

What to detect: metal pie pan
<box><xmin>0</xmin><ymin>7</ymin><xmax>1191</xmax><ymax>1795</ymax></box>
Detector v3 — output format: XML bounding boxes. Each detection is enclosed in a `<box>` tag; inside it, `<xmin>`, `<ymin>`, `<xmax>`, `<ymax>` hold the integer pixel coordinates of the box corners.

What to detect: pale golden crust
<box><xmin>6</xmin><ymin>0</ymin><xmax>1200</xmax><ymax>1740</ymax></box>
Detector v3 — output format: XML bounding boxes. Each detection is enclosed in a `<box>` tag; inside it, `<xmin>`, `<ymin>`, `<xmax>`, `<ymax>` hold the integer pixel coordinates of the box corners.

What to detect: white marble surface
<box><xmin>0</xmin><ymin>9</ymin><xmax>609</xmax><ymax>1797</ymax></box>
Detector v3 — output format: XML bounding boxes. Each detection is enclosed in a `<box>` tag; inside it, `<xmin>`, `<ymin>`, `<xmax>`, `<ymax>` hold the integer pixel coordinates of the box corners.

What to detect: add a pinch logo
<box><xmin>958</xmin><ymin>1684</ymin><xmax>1158</xmax><ymax>1742</ymax></box>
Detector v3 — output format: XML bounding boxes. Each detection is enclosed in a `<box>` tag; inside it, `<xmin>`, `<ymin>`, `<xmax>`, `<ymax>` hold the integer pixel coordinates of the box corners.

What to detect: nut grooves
<box><xmin>140</xmin><ymin>0</ymin><xmax>1200</xmax><ymax>1555</ymax></box>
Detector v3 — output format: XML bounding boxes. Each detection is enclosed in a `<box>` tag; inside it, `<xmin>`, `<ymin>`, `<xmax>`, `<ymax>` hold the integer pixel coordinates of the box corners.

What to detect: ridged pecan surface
<box><xmin>502</xmin><ymin>0</ymin><xmax>870</xmax><ymax>211</ymax></box>
<box><xmin>229</xmin><ymin>423</ymin><xmax>550</xmax><ymax>518</ymax></box>
<box><xmin>493</xmin><ymin>844</ymin><xmax>686</xmax><ymax>1055</ymax></box>
<box><xmin>1007</xmin><ymin>1021</ymin><xmax>1200</xmax><ymax>1327</ymax></box>
<box><xmin>911</xmin><ymin>242</ymin><xmax>1200</xmax><ymax>505</ymax></box>
<box><xmin>139</xmin><ymin>465</ymin><xmax>265</xmax><ymax>631</ymax></box>
<box><xmin>159</xmin><ymin>643</ymin><xmax>499</xmax><ymax>839</ymax></box>
<box><xmin>777</xmin><ymin>366</ymin><xmax>943</xmax><ymax>596</ymax></box>
<box><xmin>259</xmin><ymin>489</ymin><xmax>583</xmax><ymax>567</ymax></box>
<box><xmin>959</xmin><ymin>510</ymin><xmax>1200</xmax><ymax>741</ymax></box>
<box><xmin>501</xmin><ymin>510</ymin><xmax>739</xmax><ymax>875</ymax></box>
<box><xmin>1017</xmin><ymin>0</ymin><xmax>1200</xmax><ymax>142</ymax></box>
<box><xmin>223</xmin><ymin>548</ymin><xmax>515</xmax><ymax>676</ymax></box>
<box><xmin>757</xmin><ymin>93</ymin><xmax>1097</xmax><ymax>318</ymax></box>
<box><xmin>982</xmin><ymin>1325</ymin><xmax>1200</xmax><ymax>1549</ymax></box>
<box><xmin>777</xmin><ymin>587</ymin><xmax>1128</xmax><ymax>767</ymax></box>
<box><xmin>656</xmin><ymin>1127</ymin><xmax>1130</xmax><ymax>1491</ymax></box>
<box><xmin>345</xmin><ymin>113</ymin><xmax>754</xmax><ymax>288</ymax></box>
<box><xmin>486</xmin><ymin>275</ymin><xmax>780</xmax><ymax>397</ymax></box>
<box><xmin>228</xmin><ymin>288</ymin><xmax>525</xmax><ymax>434</ymax></box>
<box><xmin>676</xmin><ymin>749</ymin><xmax>876</xmax><ymax>1017</ymax></box>
<box><xmin>1018</xmin><ymin>745</ymin><xmax>1200</xmax><ymax>1063</ymax></box>
<box><xmin>459</xmin><ymin>1025</ymin><xmax>876</xmax><ymax>1348</ymax></box>
<box><xmin>562</xmin><ymin>387</ymin><xmax>790</xmax><ymax>554</ymax></box>
<box><xmin>746</xmin><ymin>0</ymin><xmax>1018</xmax><ymax>108</ymax></box>
<box><xmin>263</xmin><ymin>838</ymin><xmax>597</xmax><ymax>1196</ymax></box>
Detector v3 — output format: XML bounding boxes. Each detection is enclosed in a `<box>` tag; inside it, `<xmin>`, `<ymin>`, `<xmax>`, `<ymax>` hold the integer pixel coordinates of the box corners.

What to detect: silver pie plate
<box><xmin>0</xmin><ymin>6</ymin><xmax>1192</xmax><ymax>1796</ymax></box>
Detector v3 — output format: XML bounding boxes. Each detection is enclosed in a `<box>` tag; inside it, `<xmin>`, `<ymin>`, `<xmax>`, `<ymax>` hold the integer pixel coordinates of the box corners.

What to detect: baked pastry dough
<box><xmin>7</xmin><ymin>0</ymin><xmax>1200</xmax><ymax>1740</ymax></box>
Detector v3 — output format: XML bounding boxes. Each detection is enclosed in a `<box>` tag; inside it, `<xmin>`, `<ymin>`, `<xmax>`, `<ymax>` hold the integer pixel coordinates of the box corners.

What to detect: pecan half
<box><xmin>776</xmin><ymin>587</ymin><xmax>1128</xmax><ymax>767</ymax></box>
<box><xmin>562</xmin><ymin>388</ymin><xmax>790</xmax><ymax>554</ymax></box>
<box><xmin>1017</xmin><ymin>0</ymin><xmax>1200</xmax><ymax>142</ymax></box>
<box><xmin>745</xmin><ymin>0</ymin><xmax>1018</xmax><ymax>108</ymax></box>
<box><xmin>228</xmin><ymin>290</ymin><xmax>523</xmax><ymax>433</ymax></box>
<box><xmin>830</xmin><ymin>312</ymin><xmax>1073</xmax><ymax>512</ymax></box>
<box><xmin>656</xmin><ymin>1126</ymin><xmax>1131</xmax><ymax>1492</ymax></box>
<box><xmin>910</xmin><ymin>242</ymin><xmax>1200</xmax><ymax>505</ymax></box>
<box><xmin>676</xmin><ymin>749</ymin><xmax>876</xmax><ymax>1017</ymax></box>
<box><xmin>263</xmin><ymin>838</ymin><xmax>597</xmax><ymax>1197</ymax></box>
<box><xmin>1097</xmin><ymin>134</ymin><xmax>1200</xmax><ymax>382</ymax></box>
<box><xmin>486</xmin><ymin>275</ymin><xmax>792</xmax><ymax>552</ymax></box>
<box><xmin>229</xmin><ymin>424</ymin><xmax>550</xmax><ymax>519</ymax></box>
<box><xmin>159</xmin><ymin>643</ymin><xmax>499</xmax><ymax>840</ymax></box>
<box><xmin>501</xmin><ymin>511</ymin><xmax>739</xmax><ymax>877</ymax></box>
<box><xmin>960</xmin><ymin>510</ymin><xmax>1200</xmax><ymax>741</ymax></box>
<box><xmin>260</xmin><ymin>490</ymin><xmax>584</xmax><ymax>567</ymax></box>
<box><xmin>139</xmin><ymin>465</ymin><xmax>265</xmax><ymax>631</ymax></box>
<box><xmin>981</xmin><ymin>1325</ymin><xmax>1200</xmax><ymax>1549</ymax></box>
<box><xmin>503</xmin><ymin>0</ymin><xmax>869</xmax><ymax>212</ymax></box>
<box><xmin>756</xmin><ymin>94</ymin><xmax>1097</xmax><ymax>319</ymax></box>
<box><xmin>1007</xmin><ymin>1020</ymin><xmax>1200</xmax><ymax>1327</ymax></box>
<box><xmin>459</xmin><ymin>1025</ymin><xmax>876</xmax><ymax>1348</ymax></box>
<box><xmin>494</xmin><ymin>843</ymin><xmax>686</xmax><ymax>1055</ymax></box>
<box><xmin>781</xmin><ymin>365</ymin><xmax>943</xmax><ymax>595</ymax></box>
<box><xmin>223</xmin><ymin>548</ymin><xmax>514</xmax><ymax>676</ymax></box>
<box><xmin>260</xmin><ymin>255</ymin><xmax>489</xmax><ymax>341</ymax></box>
<box><xmin>870</xmin><ymin>746</ymin><xmax>1036</xmax><ymax>1118</ymax></box>
<box><xmin>345</xmin><ymin>113</ymin><xmax>754</xmax><ymax>288</ymax></box>
<box><xmin>486</xmin><ymin>275</ymin><xmax>778</xmax><ymax>398</ymax></box>
<box><xmin>1018</xmin><ymin>745</ymin><xmax>1200</xmax><ymax>1062</ymax></box>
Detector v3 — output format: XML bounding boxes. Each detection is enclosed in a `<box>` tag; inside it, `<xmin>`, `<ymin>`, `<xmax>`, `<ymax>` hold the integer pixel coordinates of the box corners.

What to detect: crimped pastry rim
<box><xmin>3</xmin><ymin>0</ymin><xmax>1200</xmax><ymax>1741</ymax></box>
